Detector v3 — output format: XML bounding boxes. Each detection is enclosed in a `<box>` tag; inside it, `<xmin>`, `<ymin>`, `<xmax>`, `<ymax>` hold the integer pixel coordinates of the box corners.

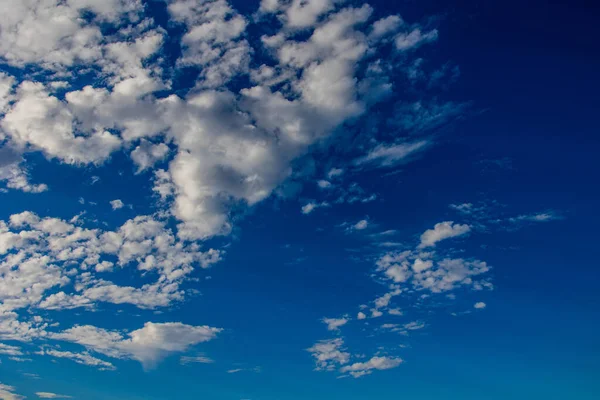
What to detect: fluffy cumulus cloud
<box><xmin>419</xmin><ymin>221</ymin><xmax>471</xmax><ymax>248</ymax></box>
<box><xmin>376</xmin><ymin>251</ymin><xmax>490</xmax><ymax>294</ymax></box>
<box><xmin>0</xmin><ymin>0</ymin><xmax>445</xmax><ymax>240</ymax></box>
<box><xmin>52</xmin><ymin>322</ymin><xmax>221</xmax><ymax>369</ymax></box>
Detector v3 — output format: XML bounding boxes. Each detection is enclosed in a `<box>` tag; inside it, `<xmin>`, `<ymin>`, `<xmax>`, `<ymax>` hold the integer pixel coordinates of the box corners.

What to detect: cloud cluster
<box><xmin>0</xmin><ymin>211</ymin><xmax>221</xmax><ymax>314</ymax></box>
<box><xmin>0</xmin><ymin>383</ymin><xmax>24</xmax><ymax>400</ymax></box>
<box><xmin>307</xmin><ymin>338</ymin><xmax>350</xmax><ymax>371</ymax></box>
<box><xmin>0</xmin><ymin>0</ymin><xmax>444</xmax><ymax>243</ymax></box>
<box><xmin>310</xmin><ymin>219</ymin><xmax>492</xmax><ymax>377</ymax></box>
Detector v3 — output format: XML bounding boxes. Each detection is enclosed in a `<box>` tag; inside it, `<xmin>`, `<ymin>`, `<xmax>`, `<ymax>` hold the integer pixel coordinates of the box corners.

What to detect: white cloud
<box><xmin>509</xmin><ymin>212</ymin><xmax>561</xmax><ymax>224</ymax></box>
<box><xmin>9</xmin><ymin>357</ymin><xmax>32</xmax><ymax>363</ymax></box>
<box><xmin>327</xmin><ymin>168</ymin><xmax>344</xmax><ymax>179</ymax></box>
<box><xmin>36</xmin><ymin>392</ymin><xmax>72</xmax><ymax>399</ymax></box>
<box><xmin>180</xmin><ymin>355</ymin><xmax>214</xmax><ymax>365</ymax></box>
<box><xmin>449</xmin><ymin>203</ymin><xmax>474</xmax><ymax>215</ymax></box>
<box><xmin>0</xmin><ymin>148</ymin><xmax>48</xmax><ymax>193</ymax></box>
<box><xmin>0</xmin><ymin>383</ymin><xmax>25</xmax><ymax>400</ymax></box>
<box><xmin>52</xmin><ymin>322</ymin><xmax>222</xmax><ymax>369</ymax></box>
<box><xmin>353</xmin><ymin>219</ymin><xmax>369</xmax><ymax>230</ymax></box>
<box><xmin>317</xmin><ymin>180</ymin><xmax>332</xmax><ymax>189</ymax></box>
<box><xmin>0</xmin><ymin>212</ymin><xmax>222</xmax><ymax>314</ymax></box>
<box><xmin>226</xmin><ymin>366</ymin><xmax>261</xmax><ymax>374</ymax></box>
<box><xmin>130</xmin><ymin>140</ymin><xmax>170</xmax><ymax>173</ymax></box>
<box><xmin>2</xmin><ymin>82</ymin><xmax>122</xmax><ymax>165</ymax></box>
<box><xmin>110</xmin><ymin>199</ymin><xmax>124</xmax><ymax>210</ymax></box>
<box><xmin>373</xmin><ymin>289</ymin><xmax>401</xmax><ymax>309</ymax></box>
<box><xmin>322</xmin><ymin>317</ymin><xmax>349</xmax><ymax>331</ymax></box>
<box><xmin>412</xmin><ymin>258</ymin><xmax>433</xmax><ymax>273</ymax></box>
<box><xmin>403</xmin><ymin>321</ymin><xmax>426</xmax><ymax>331</ymax></box>
<box><xmin>302</xmin><ymin>202</ymin><xmax>318</xmax><ymax>214</ymax></box>
<box><xmin>395</xmin><ymin>28</ymin><xmax>438</xmax><ymax>51</ymax></box>
<box><xmin>36</xmin><ymin>349</ymin><xmax>116</xmax><ymax>371</ymax></box>
<box><xmin>411</xmin><ymin>258</ymin><xmax>490</xmax><ymax>293</ymax></box>
<box><xmin>356</xmin><ymin>312</ymin><xmax>366</xmax><ymax>320</ymax></box>
<box><xmin>375</xmin><ymin>246</ymin><xmax>490</xmax><ymax>295</ymax></box>
<box><xmin>279</xmin><ymin>0</ymin><xmax>341</xmax><ymax>29</ymax></box>
<box><xmin>418</xmin><ymin>221</ymin><xmax>471</xmax><ymax>248</ymax></box>
<box><xmin>168</xmin><ymin>0</ymin><xmax>250</xmax><ymax>88</ymax></box>
<box><xmin>355</xmin><ymin>141</ymin><xmax>429</xmax><ymax>168</ymax></box>
<box><xmin>0</xmin><ymin>2</ymin><xmax>474</xmax><ymax>381</ymax></box>
<box><xmin>474</xmin><ymin>302</ymin><xmax>486</xmax><ymax>309</ymax></box>
<box><xmin>340</xmin><ymin>356</ymin><xmax>402</xmax><ymax>378</ymax></box>
<box><xmin>0</xmin><ymin>0</ymin><xmax>441</xmax><ymax>244</ymax></box>
<box><xmin>301</xmin><ymin>201</ymin><xmax>329</xmax><ymax>214</ymax></box>
<box><xmin>0</xmin><ymin>343</ymin><xmax>22</xmax><ymax>356</ymax></box>
<box><xmin>369</xmin><ymin>15</ymin><xmax>403</xmax><ymax>41</ymax></box>
<box><xmin>307</xmin><ymin>338</ymin><xmax>349</xmax><ymax>371</ymax></box>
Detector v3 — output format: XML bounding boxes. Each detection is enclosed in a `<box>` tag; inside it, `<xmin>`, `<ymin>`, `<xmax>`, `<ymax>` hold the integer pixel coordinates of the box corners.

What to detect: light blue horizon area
<box><xmin>1</xmin><ymin>0</ymin><xmax>599</xmax><ymax>399</ymax></box>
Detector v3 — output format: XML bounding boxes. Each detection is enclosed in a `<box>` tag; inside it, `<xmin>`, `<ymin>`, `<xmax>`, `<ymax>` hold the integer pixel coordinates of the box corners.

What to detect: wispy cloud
<box><xmin>355</xmin><ymin>141</ymin><xmax>430</xmax><ymax>168</ymax></box>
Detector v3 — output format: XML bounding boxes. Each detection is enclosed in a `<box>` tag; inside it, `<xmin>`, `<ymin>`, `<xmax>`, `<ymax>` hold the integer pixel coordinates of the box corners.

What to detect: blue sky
<box><xmin>0</xmin><ymin>0</ymin><xmax>598</xmax><ymax>399</ymax></box>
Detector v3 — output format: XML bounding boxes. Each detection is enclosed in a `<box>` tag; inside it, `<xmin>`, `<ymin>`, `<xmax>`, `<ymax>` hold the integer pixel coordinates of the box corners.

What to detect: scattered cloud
<box><xmin>508</xmin><ymin>212</ymin><xmax>561</xmax><ymax>224</ymax></box>
<box><xmin>301</xmin><ymin>201</ymin><xmax>329</xmax><ymax>215</ymax></box>
<box><xmin>109</xmin><ymin>199</ymin><xmax>124</xmax><ymax>210</ymax></box>
<box><xmin>0</xmin><ymin>212</ymin><xmax>222</xmax><ymax>314</ymax></box>
<box><xmin>317</xmin><ymin>180</ymin><xmax>333</xmax><ymax>189</ymax></box>
<box><xmin>0</xmin><ymin>383</ymin><xmax>24</xmax><ymax>400</ymax></box>
<box><xmin>227</xmin><ymin>366</ymin><xmax>261</xmax><ymax>374</ymax></box>
<box><xmin>180</xmin><ymin>355</ymin><xmax>214</xmax><ymax>365</ymax></box>
<box><xmin>395</xmin><ymin>28</ymin><xmax>438</xmax><ymax>51</ymax></box>
<box><xmin>0</xmin><ymin>343</ymin><xmax>22</xmax><ymax>356</ymax></box>
<box><xmin>355</xmin><ymin>141</ymin><xmax>429</xmax><ymax>168</ymax></box>
<box><xmin>36</xmin><ymin>349</ymin><xmax>116</xmax><ymax>371</ymax></box>
<box><xmin>474</xmin><ymin>302</ymin><xmax>486</xmax><ymax>309</ymax></box>
<box><xmin>0</xmin><ymin>0</ymin><xmax>554</xmax><ymax>388</ymax></box>
<box><xmin>403</xmin><ymin>321</ymin><xmax>426</xmax><ymax>331</ymax></box>
<box><xmin>307</xmin><ymin>338</ymin><xmax>350</xmax><ymax>371</ymax></box>
<box><xmin>340</xmin><ymin>356</ymin><xmax>402</xmax><ymax>378</ymax></box>
<box><xmin>419</xmin><ymin>221</ymin><xmax>471</xmax><ymax>248</ymax></box>
<box><xmin>322</xmin><ymin>317</ymin><xmax>349</xmax><ymax>331</ymax></box>
<box><xmin>36</xmin><ymin>392</ymin><xmax>72</xmax><ymax>399</ymax></box>
<box><xmin>353</xmin><ymin>220</ymin><xmax>369</xmax><ymax>230</ymax></box>
<box><xmin>327</xmin><ymin>168</ymin><xmax>344</xmax><ymax>179</ymax></box>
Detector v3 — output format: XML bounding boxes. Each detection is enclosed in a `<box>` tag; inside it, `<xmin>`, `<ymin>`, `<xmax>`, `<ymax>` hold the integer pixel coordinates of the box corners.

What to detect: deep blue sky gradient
<box><xmin>1</xmin><ymin>0</ymin><xmax>599</xmax><ymax>399</ymax></box>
